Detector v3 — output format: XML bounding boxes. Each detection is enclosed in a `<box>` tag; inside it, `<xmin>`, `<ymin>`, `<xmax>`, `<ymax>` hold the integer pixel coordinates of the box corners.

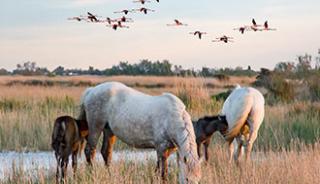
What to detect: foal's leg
<box><xmin>61</xmin><ymin>157</ymin><xmax>69</xmax><ymax>184</ymax></box>
<box><xmin>56</xmin><ymin>157</ymin><xmax>61</xmax><ymax>184</ymax></box>
<box><xmin>101</xmin><ymin>126</ymin><xmax>117</xmax><ymax>166</ymax></box>
<box><xmin>197</xmin><ymin>143</ymin><xmax>202</xmax><ymax>158</ymax></box>
<box><xmin>203</xmin><ymin>140</ymin><xmax>211</xmax><ymax>161</ymax></box>
<box><xmin>72</xmin><ymin>149</ymin><xmax>78</xmax><ymax>177</ymax></box>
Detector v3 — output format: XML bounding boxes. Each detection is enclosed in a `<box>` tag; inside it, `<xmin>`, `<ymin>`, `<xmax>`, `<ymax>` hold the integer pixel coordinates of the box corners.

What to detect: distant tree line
<box><xmin>1</xmin><ymin>50</ymin><xmax>319</xmax><ymax>79</ymax></box>
<box><xmin>0</xmin><ymin>59</ymin><xmax>257</xmax><ymax>77</ymax></box>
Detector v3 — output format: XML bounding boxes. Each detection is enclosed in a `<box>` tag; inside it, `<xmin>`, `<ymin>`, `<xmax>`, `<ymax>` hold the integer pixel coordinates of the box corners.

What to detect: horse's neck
<box><xmin>174</xmin><ymin>115</ymin><xmax>198</xmax><ymax>162</ymax></box>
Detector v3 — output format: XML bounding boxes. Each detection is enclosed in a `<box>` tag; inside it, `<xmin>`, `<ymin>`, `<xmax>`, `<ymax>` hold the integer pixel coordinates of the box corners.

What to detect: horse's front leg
<box><xmin>101</xmin><ymin>125</ymin><xmax>117</xmax><ymax>166</ymax></box>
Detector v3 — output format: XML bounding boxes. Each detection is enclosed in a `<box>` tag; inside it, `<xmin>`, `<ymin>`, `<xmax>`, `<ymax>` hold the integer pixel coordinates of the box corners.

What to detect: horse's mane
<box><xmin>177</xmin><ymin>111</ymin><xmax>201</xmax><ymax>179</ymax></box>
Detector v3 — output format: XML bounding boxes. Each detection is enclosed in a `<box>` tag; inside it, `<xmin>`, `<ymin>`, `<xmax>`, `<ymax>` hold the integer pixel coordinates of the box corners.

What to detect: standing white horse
<box><xmin>221</xmin><ymin>85</ymin><xmax>265</xmax><ymax>163</ymax></box>
<box><xmin>79</xmin><ymin>82</ymin><xmax>201</xmax><ymax>184</ymax></box>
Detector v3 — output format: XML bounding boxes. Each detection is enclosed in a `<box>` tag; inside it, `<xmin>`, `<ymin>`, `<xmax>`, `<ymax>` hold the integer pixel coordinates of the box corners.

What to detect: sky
<box><xmin>1</xmin><ymin>0</ymin><xmax>320</xmax><ymax>71</ymax></box>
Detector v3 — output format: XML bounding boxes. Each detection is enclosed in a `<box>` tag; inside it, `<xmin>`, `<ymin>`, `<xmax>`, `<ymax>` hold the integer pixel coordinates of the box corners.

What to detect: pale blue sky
<box><xmin>1</xmin><ymin>0</ymin><xmax>319</xmax><ymax>71</ymax></box>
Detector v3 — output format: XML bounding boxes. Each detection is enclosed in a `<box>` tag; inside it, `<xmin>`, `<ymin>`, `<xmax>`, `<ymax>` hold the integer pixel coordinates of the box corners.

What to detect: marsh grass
<box><xmin>0</xmin><ymin>76</ymin><xmax>319</xmax><ymax>151</ymax></box>
<box><xmin>2</xmin><ymin>144</ymin><xmax>320</xmax><ymax>184</ymax></box>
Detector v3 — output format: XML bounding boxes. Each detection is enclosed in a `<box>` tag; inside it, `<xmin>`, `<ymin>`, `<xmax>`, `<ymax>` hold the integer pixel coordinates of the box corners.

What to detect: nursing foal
<box><xmin>193</xmin><ymin>115</ymin><xmax>228</xmax><ymax>161</ymax></box>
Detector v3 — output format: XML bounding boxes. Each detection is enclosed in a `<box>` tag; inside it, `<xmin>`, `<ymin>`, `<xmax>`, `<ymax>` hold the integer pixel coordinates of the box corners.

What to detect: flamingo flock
<box><xmin>67</xmin><ymin>1</ymin><xmax>277</xmax><ymax>43</ymax></box>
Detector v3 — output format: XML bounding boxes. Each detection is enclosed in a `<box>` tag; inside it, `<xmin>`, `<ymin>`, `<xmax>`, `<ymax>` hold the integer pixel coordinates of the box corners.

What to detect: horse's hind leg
<box><xmin>228</xmin><ymin>138</ymin><xmax>234</xmax><ymax>164</ymax></box>
<box><xmin>245</xmin><ymin>130</ymin><xmax>258</xmax><ymax>161</ymax></box>
<box><xmin>85</xmin><ymin>130</ymin><xmax>102</xmax><ymax>165</ymax></box>
<box><xmin>101</xmin><ymin>124</ymin><xmax>116</xmax><ymax>166</ymax></box>
<box><xmin>234</xmin><ymin>136</ymin><xmax>244</xmax><ymax>165</ymax></box>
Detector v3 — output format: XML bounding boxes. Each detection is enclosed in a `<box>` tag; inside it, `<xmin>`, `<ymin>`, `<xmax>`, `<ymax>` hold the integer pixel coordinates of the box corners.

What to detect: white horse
<box><xmin>79</xmin><ymin>82</ymin><xmax>201</xmax><ymax>184</ymax></box>
<box><xmin>221</xmin><ymin>85</ymin><xmax>265</xmax><ymax>163</ymax></box>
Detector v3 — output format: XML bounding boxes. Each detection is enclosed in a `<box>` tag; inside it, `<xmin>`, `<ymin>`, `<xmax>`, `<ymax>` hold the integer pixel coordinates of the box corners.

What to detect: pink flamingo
<box><xmin>87</xmin><ymin>12</ymin><xmax>99</xmax><ymax>22</ymax></box>
<box><xmin>67</xmin><ymin>17</ymin><xmax>85</xmax><ymax>22</ymax></box>
<box><xmin>116</xmin><ymin>16</ymin><xmax>133</xmax><ymax>23</ymax></box>
<box><xmin>233</xmin><ymin>26</ymin><xmax>250</xmax><ymax>34</ymax></box>
<box><xmin>262</xmin><ymin>21</ymin><xmax>277</xmax><ymax>31</ymax></box>
<box><xmin>132</xmin><ymin>7</ymin><xmax>155</xmax><ymax>14</ymax></box>
<box><xmin>212</xmin><ymin>35</ymin><xmax>234</xmax><ymax>43</ymax></box>
<box><xmin>133</xmin><ymin>0</ymin><xmax>151</xmax><ymax>4</ymax></box>
<box><xmin>167</xmin><ymin>19</ymin><xmax>188</xmax><ymax>26</ymax></box>
<box><xmin>106</xmin><ymin>21</ymin><xmax>129</xmax><ymax>30</ymax></box>
<box><xmin>189</xmin><ymin>31</ymin><xmax>207</xmax><ymax>39</ymax></box>
<box><xmin>114</xmin><ymin>9</ymin><xmax>133</xmax><ymax>15</ymax></box>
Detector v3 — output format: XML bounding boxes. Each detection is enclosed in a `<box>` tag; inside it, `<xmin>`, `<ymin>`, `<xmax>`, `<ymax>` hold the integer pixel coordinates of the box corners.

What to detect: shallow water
<box><xmin>0</xmin><ymin>150</ymin><xmax>160</xmax><ymax>180</ymax></box>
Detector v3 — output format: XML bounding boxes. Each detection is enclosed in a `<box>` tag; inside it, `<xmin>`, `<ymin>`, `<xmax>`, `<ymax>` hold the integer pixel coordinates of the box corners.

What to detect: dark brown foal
<box><xmin>193</xmin><ymin>115</ymin><xmax>228</xmax><ymax>161</ymax></box>
<box><xmin>51</xmin><ymin>116</ymin><xmax>88</xmax><ymax>183</ymax></box>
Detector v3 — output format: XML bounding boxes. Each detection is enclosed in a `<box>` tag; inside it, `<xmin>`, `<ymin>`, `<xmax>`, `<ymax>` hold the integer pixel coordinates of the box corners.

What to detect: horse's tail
<box><xmin>224</xmin><ymin>95</ymin><xmax>253</xmax><ymax>141</ymax></box>
<box><xmin>78</xmin><ymin>87</ymin><xmax>92</xmax><ymax>121</ymax></box>
<box><xmin>51</xmin><ymin>118</ymin><xmax>67</xmax><ymax>151</ymax></box>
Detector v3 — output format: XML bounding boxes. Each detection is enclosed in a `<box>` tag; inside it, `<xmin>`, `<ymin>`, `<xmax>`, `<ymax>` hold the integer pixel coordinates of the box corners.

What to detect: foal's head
<box><xmin>199</xmin><ymin>115</ymin><xmax>228</xmax><ymax>136</ymax></box>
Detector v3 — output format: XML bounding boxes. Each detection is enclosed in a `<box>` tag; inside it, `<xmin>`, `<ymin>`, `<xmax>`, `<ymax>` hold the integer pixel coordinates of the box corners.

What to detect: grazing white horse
<box><xmin>221</xmin><ymin>85</ymin><xmax>265</xmax><ymax>163</ymax></box>
<box><xmin>79</xmin><ymin>82</ymin><xmax>201</xmax><ymax>184</ymax></box>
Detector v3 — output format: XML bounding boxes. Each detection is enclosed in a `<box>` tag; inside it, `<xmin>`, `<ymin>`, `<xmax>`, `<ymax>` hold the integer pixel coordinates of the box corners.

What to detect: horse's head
<box><xmin>179</xmin><ymin>153</ymin><xmax>202</xmax><ymax>184</ymax></box>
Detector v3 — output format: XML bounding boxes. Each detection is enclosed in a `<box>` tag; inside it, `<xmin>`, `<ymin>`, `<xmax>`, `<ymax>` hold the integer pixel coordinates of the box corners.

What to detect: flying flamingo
<box><xmin>106</xmin><ymin>21</ymin><xmax>129</xmax><ymax>30</ymax></box>
<box><xmin>105</xmin><ymin>17</ymin><xmax>117</xmax><ymax>24</ymax></box>
<box><xmin>189</xmin><ymin>31</ymin><xmax>207</xmax><ymax>39</ymax></box>
<box><xmin>212</xmin><ymin>35</ymin><xmax>234</xmax><ymax>43</ymax></box>
<box><xmin>233</xmin><ymin>26</ymin><xmax>250</xmax><ymax>34</ymax></box>
<box><xmin>132</xmin><ymin>7</ymin><xmax>155</xmax><ymax>14</ymax></box>
<box><xmin>133</xmin><ymin>0</ymin><xmax>151</xmax><ymax>4</ymax></box>
<box><xmin>116</xmin><ymin>16</ymin><xmax>133</xmax><ymax>23</ymax></box>
<box><xmin>262</xmin><ymin>21</ymin><xmax>276</xmax><ymax>31</ymax></box>
<box><xmin>67</xmin><ymin>16</ymin><xmax>86</xmax><ymax>22</ymax></box>
<box><xmin>114</xmin><ymin>9</ymin><xmax>133</xmax><ymax>15</ymax></box>
<box><xmin>250</xmin><ymin>18</ymin><xmax>263</xmax><ymax>31</ymax></box>
<box><xmin>87</xmin><ymin>12</ymin><xmax>99</xmax><ymax>22</ymax></box>
<box><xmin>167</xmin><ymin>19</ymin><xmax>188</xmax><ymax>26</ymax></box>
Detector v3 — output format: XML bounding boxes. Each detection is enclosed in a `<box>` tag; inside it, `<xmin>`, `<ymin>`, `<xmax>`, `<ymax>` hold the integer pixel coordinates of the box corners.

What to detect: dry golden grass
<box><xmin>5</xmin><ymin>144</ymin><xmax>320</xmax><ymax>184</ymax></box>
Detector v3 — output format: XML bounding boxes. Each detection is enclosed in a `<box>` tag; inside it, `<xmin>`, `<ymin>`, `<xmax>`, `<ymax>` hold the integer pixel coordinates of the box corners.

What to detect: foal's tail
<box><xmin>225</xmin><ymin>96</ymin><xmax>253</xmax><ymax>141</ymax></box>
